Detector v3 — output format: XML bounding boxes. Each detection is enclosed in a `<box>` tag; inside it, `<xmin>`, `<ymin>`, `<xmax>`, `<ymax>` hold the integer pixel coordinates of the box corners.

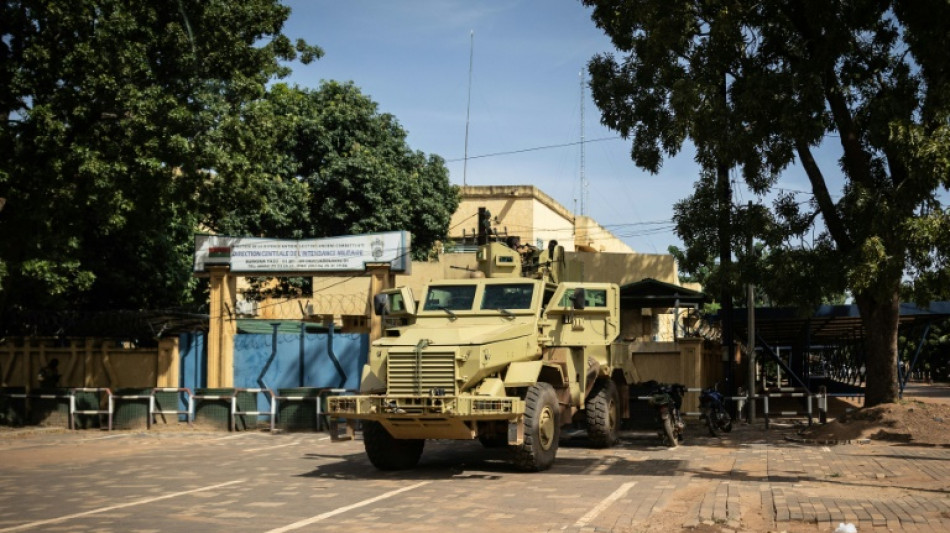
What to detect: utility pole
<box><xmin>718</xmin><ymin>161</ymin><xmax>734</xmax><ymax>397</ymax></box>
<box><xmin>717</xmin><ymin>72</ymin><xmax>735</xmax><ymax>398</ymax></box>
<box><xmin>747</xmin><ymin>225</ymin><xmax>756</xmax><ymax>422</ymax></box>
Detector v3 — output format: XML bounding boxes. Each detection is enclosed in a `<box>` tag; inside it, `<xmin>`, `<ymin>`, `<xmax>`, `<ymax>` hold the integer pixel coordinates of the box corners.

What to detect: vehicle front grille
<box><xmin>388</xmin><ymin>350</ymin><xmax>457</xmax><ymax>395</ymax></box>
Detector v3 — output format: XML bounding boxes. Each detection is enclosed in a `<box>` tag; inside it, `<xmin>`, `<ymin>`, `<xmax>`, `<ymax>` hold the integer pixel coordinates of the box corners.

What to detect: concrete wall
<box><xmin>626</xmin><ymin>338</ymin><xmax>722</xmax><ymax>412</ymax></box>
<box><xmin>0</xmin><ymin>337</ymin><xmax>179</xmax><ymax>390</ymax></box>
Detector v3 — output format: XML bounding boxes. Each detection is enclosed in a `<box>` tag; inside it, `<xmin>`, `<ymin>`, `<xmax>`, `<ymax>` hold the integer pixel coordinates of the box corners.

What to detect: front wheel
<box><xmin>661</xmin><ymin>415</ymin><xmax>678</xmax><ymax>447</ymax></box>
<box><xmin>363</xmin><ymin>421</ymin><xmax>425</xmax><ymax>470</ymax></box>
<box><xmin>512</xmin><ymin>382</ymin><xmax>560</xmax><ymax>471</ymax></box>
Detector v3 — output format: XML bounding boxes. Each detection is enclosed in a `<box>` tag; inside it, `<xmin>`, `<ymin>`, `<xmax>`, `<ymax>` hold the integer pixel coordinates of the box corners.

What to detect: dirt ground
<box><xmin>799</xmin><ymin>382</ymin><xmax>950</xmax><ymax>445</ymax></box>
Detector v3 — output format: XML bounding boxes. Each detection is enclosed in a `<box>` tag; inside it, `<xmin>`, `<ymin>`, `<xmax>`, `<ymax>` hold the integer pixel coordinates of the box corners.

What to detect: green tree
<box><xmin>298</xmin><ymin>81</ymin><xmax>458</xmax><ymax>260</ymax></box>
<box><xmin>0</xmin><ymin>0</ymin><xmax>320</xmax><ymax>312</ymax></box>
<box><xmin>584</xmin><ymin>0</ymin><xmax>950</xmax><ymax>406</ymax></box>
<box><xmin>203</xmin><ymin>81</ymin><xmax>459</xmax><ymax>260</ymax></box>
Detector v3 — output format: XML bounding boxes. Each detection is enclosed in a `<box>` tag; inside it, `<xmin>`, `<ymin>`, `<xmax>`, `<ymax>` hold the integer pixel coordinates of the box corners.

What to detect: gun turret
<box><xmin>476</xmin><ymin>241</ymin><xmax>521</xmax><ymax>278</ymax></box>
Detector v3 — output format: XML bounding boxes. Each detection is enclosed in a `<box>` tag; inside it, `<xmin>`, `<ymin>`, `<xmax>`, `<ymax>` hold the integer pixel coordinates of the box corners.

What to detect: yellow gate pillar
<box><xmin>207</xmin><ymin>266</ymin><xmax>237</xmax><ymax>387</ymax></box>
<box><xmin>366</xmin><ymin>263</ymin><xmax>393</xmax><ymax>343</ymax></box>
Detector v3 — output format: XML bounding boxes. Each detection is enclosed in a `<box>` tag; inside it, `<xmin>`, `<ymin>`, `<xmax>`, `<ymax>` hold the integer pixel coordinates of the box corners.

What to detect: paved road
<box><xmin>0</xmin><ymin>424</ymin><xmax>948</xmax><ymax>532</ymax></box>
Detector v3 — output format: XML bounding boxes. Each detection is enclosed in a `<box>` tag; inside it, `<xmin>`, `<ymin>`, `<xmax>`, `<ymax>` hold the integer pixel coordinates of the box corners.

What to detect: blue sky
<box><xmin>278</xmin><ymin>1</ymin><xmax>818</xmax><ymax>254</ymax></box>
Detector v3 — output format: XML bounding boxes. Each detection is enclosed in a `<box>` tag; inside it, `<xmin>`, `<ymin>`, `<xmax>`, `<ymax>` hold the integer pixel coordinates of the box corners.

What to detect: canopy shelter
<box><xmin>619</xmin><ymin>278</ymin><xmax>706</xmax><ymax>309</ymax></box>
<box><xmin>619</xmin><ymin>278</ymin><xmax>706</xmax><ymax>340</ymax></box>
<box><xmin>720</xmin><ymin>302</ymin><xmax>950</xmax><ymax>395</ymax></box>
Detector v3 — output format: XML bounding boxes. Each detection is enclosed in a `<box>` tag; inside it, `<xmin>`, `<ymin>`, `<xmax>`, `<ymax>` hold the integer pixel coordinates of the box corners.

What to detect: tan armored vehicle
<box><xmin>327</xmin><ymin>240</ymin><xmax>636</xmax><ymax>471</ymax></box>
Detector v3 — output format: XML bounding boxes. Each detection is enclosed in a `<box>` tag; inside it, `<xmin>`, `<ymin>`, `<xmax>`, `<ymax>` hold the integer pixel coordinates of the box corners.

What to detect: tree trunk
<box><xmin>855</xmin><ymin>288</ymin><xmax>900</xmax><ymax>407</ymax></box>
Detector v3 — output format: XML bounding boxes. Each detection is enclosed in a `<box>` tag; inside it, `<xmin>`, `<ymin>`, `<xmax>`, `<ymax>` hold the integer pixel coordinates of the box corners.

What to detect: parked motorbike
<box><xmin>699</xmin><ymin>382</ymin><xmax>733</xmax><ymax>437</ymax></box>
<box><xmin>647</xmin><ymin>382</ymin><xmax>686</xmax><ymax>447</ymax></box>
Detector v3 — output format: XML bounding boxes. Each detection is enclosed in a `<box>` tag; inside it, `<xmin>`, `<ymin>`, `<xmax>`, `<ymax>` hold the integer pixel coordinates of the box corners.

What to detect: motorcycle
<box><xmin>647</xmin><ymin>382</ymin><xmax>686</xmax><ymax>447</ymax></box>
<box><xmin>699</xmin><ymin>382</ymin><xmax>733</xmax><ymax>437</ymax></box>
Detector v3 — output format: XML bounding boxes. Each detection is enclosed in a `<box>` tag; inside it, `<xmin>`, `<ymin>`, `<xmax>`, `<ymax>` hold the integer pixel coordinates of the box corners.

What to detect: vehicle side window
<box><xmin>389</xmin><ymin>293</ymin><xmax>405</xmax><ymax>312</ymax></box>
<box><xmin>559</xmin><ymin>288</ymin><xmax>607</xmax><ymax>308</ymax></box>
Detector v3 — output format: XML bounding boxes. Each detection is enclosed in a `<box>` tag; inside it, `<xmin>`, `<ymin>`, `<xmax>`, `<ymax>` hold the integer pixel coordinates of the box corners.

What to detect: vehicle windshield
<box><xmin>423</xmin><ymin>285</ymin><xmax>476</xmax><ymax>311</ymax></box>
<box><xmin>480</xmin><ymin>283</ymin><xmax>534</xmax><ymax>310</ymax></box>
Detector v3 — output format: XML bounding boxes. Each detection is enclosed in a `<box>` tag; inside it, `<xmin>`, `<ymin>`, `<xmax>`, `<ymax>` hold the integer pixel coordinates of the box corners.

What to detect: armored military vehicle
<box><xmin>327</xmin><ymin>240</ymin><xmax>636</xmax><ymax>471</ymax></box>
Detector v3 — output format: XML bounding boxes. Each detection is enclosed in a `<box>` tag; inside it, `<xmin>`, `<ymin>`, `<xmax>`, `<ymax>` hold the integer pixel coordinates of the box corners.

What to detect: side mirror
<box><xmin>571</xmin><ymin>288</ymin><xmax>586</xmax><ymax>310</ymax></box>
<box><xmin>373</xmin><ymin>293</ymin><xmax>389</xmax><ymax>316</ymax></box>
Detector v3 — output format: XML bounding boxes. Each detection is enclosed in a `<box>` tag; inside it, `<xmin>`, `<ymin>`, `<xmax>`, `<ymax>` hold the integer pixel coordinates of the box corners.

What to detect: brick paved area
<box><xmin>0</xmin><ymin>423</ymin><xmax>947</xmax><ymax>532</ymax></box>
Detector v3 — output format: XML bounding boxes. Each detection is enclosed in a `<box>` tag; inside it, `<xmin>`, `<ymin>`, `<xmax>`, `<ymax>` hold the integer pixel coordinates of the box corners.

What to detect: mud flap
<box><xmin>507</xmin><ymin>418</ymin><xmax>524</xmax><ymax>445</ymax></box>
<box><xmin>329</xmin><ymin>418</ymin><xmax>358</xmax><ymax>441</ymax></box>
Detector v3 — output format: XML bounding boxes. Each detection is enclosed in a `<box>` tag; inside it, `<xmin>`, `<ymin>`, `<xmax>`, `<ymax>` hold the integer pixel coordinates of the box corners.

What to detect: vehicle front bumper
<box><xmin>326</xmin><ymin>394</ymin><xmax>525</xmax><ymax>439</ymax></box>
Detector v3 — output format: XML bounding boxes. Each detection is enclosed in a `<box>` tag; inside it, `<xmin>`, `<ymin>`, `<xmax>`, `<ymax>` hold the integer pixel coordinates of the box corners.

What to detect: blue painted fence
<box><xmin>178</xmin><ymin>329</ymin><xmax>369</xmax><ymax>415</ymax></box>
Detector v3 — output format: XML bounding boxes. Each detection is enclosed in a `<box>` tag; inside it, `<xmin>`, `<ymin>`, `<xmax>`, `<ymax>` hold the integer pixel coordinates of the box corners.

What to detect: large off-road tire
<box><xmin>586</xmin><ymin>379</ymin><xmax>619</xmax><ymax>448</ymax></box>
<box><xmin>512</xmin><ymin>382</ymin><xmax>560</xmax><ymax>471</ymax></box>
<box><xmin>362</xmin><ymin>421</ymin><xmax>424</xmax><ymax>470</ymax></box>
<box><xmin>661</xmin><ymin>415</ymin><xmax>678</xmax><ymax>447</ymax></box>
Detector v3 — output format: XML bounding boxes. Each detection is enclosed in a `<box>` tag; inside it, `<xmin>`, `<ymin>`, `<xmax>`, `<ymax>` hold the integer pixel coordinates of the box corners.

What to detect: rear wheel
<box><xmin>363</xmin><ymin>421</ymin><xmax>424</xmax><ymax>470</ymax></box>
<box><xmin>586</xmin><ymin>379</ymin><xmax>619</xmax><ymax>448</ymax></box>
<box><xmin>717</xmin><ymin>408</ymin><xmax>733</xmax><ymax>433</ymax></box>
<box><xmin>703</xmin><ymin>409</ymin><xmax>719</xmax><ymax>437</ymax></box>
<box><xmin>512</xmin><ymin>382</ymin><xmax>560</xmax><ymax>471</ymax></box>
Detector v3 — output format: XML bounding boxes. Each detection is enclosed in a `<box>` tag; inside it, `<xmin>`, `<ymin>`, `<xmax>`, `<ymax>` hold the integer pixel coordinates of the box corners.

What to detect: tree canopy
<box><xmin>201</xmin><ymin>81</ymin><xmax>459</xmax><ymax>258</ymax></box>
<box><xmin>584</xmin><ymin>0</ymin><xmax>950</xmax><ymax>406</ymax></box>
<box><xmin>0</xmin><ymin>0</ymin><xmax>457</xmax><ymax>318</ymax></box>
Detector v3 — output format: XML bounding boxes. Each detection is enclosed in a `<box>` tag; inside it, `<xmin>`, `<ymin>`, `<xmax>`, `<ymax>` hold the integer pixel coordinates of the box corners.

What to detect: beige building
<box><xmin>448</xmin><ymin>185</ymin><xmax>635</xmax><ymax>254</ymax></box>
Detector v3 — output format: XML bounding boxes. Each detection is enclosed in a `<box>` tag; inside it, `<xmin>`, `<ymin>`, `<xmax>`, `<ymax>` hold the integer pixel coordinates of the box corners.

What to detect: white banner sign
<box><xmin>194</xmin><ymin>232</ymin><xmax>411</xmax><ymax>273</ymax></box>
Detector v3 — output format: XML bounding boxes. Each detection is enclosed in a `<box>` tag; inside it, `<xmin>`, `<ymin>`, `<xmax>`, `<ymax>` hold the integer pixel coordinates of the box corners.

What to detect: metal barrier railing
<box><xmin>4</xmin><ymin>389</ymin><xmax>75</xmax><ymax>430</ymax></box>
<box><xmin>232</xmin><ymin>388</ymin><xmax>276</xmax><ymax>432</ymax></box>
<box><xmin>191</xmin><ymin>389</ymin><xmax>237</xmax><ymax>430</ymax></box>
<box><xmin>110</xmin><ymin>390</ymin><xmax>154</xmax><ymax>429</ymax></box>
<box><xmin>633</xmin><ymin>386</ymin><xmax>829</xmax><ymax>429</ymax></box>
<box><xmin>634</xmin><ymin>388</ymin><xmax>748</xmax><ymax>418</ymax></box>
<box><xmin>275</xmin><ymin>388</ymin><xmax>332</xmax><ymax>431</ymax></box>
<box><xmin>150</xmin><ymin>387</ymin><xmax>194</xmax><ymax>425</ymax></box>
<box><xmin>75</xmin><ymin>387</ymin><xmax>113</xmax><ymax>431</ymax></box>
<box><xmin>758</xmin><ymin>387</ymin><xmax>829</xmax><ymax>428</ymax></box>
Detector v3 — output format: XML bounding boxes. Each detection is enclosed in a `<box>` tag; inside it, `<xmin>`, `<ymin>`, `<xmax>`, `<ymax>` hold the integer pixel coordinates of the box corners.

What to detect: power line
<box><xmin>445</xmin><ymin>136</ymin><xmax>621</xmax><ymax>163</ymax></box>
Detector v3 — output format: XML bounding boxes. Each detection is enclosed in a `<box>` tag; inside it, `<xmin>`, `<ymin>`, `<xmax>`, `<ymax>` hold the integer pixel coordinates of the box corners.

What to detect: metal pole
<box><xmin>463</xmin><ymin>30</ymin><xmax>474</xmax><ymax>186</ymax></box>
<box><xmin>747</xmin><ymin>234</ymin><xmax>756</xmax><ymax>423</ymax></box>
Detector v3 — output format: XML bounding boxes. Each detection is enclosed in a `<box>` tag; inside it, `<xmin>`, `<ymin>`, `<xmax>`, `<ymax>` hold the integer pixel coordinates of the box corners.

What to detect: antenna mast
<box><xmin>463</xmin><ymin>30</ymin><xmax>474</xmax><ymax>186</ymax></box>
<box><xmin>579</xmin><ymin>70</ymin><xmax>588</xmax><ymax>216</ymax></box>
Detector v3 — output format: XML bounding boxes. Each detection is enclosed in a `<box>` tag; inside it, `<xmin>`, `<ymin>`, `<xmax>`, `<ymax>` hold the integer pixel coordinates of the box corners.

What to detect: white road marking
<box><xmin>208</xmin><ymin>433</ymin><xmax>247</xmax><ymax>441</ymax></box>
<box><xmin>821</xmin><ymin>446</ymin><xmax>832</xmax><ymax>452</ymax></box>
<box><xmin>265</xmin><ymin>481</ymin><xmax>431</xmax><ymax>533</ymax></box>
<box><xmin>0</xmin><ymin>479</ymin><xmax>245</xmax><ymax>532</ymax></box>
<box><xmin>244</xmin><ymin>441</ymin><xmax>299</xmax><ymax>452</ymax></box>
<box><xmin>78</xmin><ymin>434</ymin><xmax>130</xmax><ymax>442</ymax></box>
<box><xmin>573</xmin><ymin>481</ymin><xmax>637</xmax><ymax>528</ymax></box>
